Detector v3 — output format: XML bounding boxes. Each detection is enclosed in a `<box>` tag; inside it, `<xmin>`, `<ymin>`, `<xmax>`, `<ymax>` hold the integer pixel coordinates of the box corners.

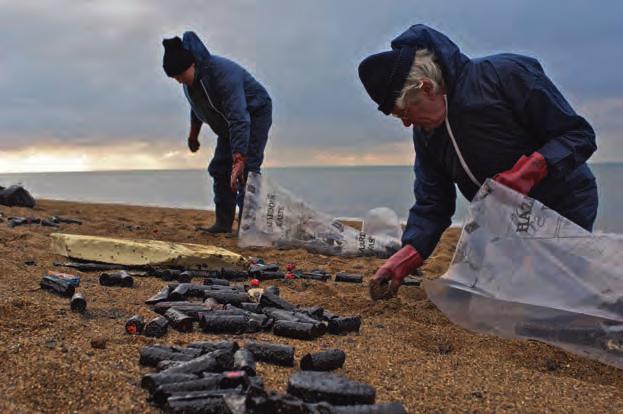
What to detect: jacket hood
<box><xmin>391</xmin><ymin>25</ymin><xmax>470</xmax><ymax>97</ymax></box>
<box><xmin>182</xmin><ymin>31</ymin><xmax>212</xmax><ymax>63</ymax></box>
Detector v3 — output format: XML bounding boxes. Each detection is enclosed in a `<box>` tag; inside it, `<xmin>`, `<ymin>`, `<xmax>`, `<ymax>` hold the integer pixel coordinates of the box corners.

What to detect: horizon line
<box><xmin>0</xmin><ymin>160</ymin><xmax>619</xmax><ymax>175</ymax></box>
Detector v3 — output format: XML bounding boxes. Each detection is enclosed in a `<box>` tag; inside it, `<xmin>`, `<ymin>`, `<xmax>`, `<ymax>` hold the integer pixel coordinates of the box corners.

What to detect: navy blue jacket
<box><xmin>182</xmin><ymin>31</ymin><xmax>271</xmax><ymax>156</ymax></box>
<box><xmin>393</xmin><ymin>25</ymin><xmax>597</xmax><ymax>259</ymax></box>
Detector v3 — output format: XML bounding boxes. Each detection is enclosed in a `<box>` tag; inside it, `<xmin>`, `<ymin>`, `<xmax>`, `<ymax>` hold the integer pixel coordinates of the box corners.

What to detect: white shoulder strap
<box><xmin>444</xmin><ymin>95</ymin><xmax>481</xmax><ymax>187</ymax></box>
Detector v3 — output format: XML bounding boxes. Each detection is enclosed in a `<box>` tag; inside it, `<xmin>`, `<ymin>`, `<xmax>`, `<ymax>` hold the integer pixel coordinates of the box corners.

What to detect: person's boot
<box><xmin>203</xmin><ymin>205</ymin><xmax>235</xmax><ymax>234</ymax></box>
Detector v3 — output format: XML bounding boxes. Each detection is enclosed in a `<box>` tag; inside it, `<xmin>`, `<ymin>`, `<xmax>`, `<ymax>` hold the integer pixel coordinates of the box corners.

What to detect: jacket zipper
<box><xmin>200</xmin><ymin>79</ymin><xmax>230</xmax><ymax>127</ymax></box>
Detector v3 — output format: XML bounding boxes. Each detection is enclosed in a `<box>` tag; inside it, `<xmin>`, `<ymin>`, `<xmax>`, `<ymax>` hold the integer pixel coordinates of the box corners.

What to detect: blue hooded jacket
<box><xmin>181</xmin><ymin>31</ymin><xmax>271</xmax><ymax>156</ymax></box>
<box><xmin>393</xmin><ymin>25</ymin><xmax>597</xmax><ymax>259</ymax></box>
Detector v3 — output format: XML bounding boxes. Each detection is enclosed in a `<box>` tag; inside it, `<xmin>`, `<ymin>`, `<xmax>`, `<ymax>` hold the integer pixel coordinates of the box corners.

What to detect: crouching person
<box><xmin>358</xmin><ymin>24</ymin><xmax>598</xmax><ymax>300</ymax></box>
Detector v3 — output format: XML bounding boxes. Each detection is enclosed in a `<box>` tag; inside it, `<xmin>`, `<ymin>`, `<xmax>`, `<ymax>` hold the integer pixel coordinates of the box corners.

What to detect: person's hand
<box><xmin>494</xmin><ymin>152</ymin><xmax>548</xmax><ymax>195</ymax></box>
<box><xmin>230</xmin><ymin>152</ymin><xmax>246</xmax><ymax>192</ymax></box>
<box><xmin>369</xmin><ymin>245</ymin><xmax>423</xmax><ymax>300</ymax></box>
<box><xmin>188</xmin><ymin>136</ymin><xmax>200</xmax><ymax>153</ymax></box>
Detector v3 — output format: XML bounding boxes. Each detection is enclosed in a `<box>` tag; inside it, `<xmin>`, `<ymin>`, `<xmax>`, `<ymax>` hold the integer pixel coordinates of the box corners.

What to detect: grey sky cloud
<box><xmin>0</xmin><ymin>0</ymin><xmax>621</xmax><ymax>166</ymax></box>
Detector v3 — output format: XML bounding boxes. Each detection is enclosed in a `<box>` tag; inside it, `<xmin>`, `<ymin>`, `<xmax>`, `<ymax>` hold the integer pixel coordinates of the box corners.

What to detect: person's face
<box><xmin>172</xmin><ymin>64</ymin><xmax>195</xmax><ymax>86</ymax></box>
<box><xmin>391</xmin><ymin>80</ymin><xmax>446</xmax><ymax>131</ymax></box>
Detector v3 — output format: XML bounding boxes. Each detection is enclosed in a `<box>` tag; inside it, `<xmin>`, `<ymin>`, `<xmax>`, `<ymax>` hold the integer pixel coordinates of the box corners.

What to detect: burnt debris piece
<box><xmin>125</xmin><ymin>315</ymin><xmax>145</xmax><ymax>335</ymax></box>
<box><xmin>8</xmin><ymin>216</ymin><xmax>40</xmax><ymax>228</ymax></box>
<box><xmin>187</xmin><ymin>340</ymin><xmax>240</xmax><ymax>355</ymax></box>
<box><xmin>99</xmin><ymin>270</ymin><xmax>134</xmax><ymax>287</ymax></box>
<box><xmin>164</xmin><ymin>308</ymin><xmax>194</xmax><ymax>333</ymax></box>
<box><xmin>244</xmin><ymin>341</ymin><xmax>295</xmax><ymax>367</ymax></box>
<box><xmin>328</xmin><ymin>316</ymin><xmax>362</xmax><ymax>335</ymax></box>
<box><xmin>70</xmin><ymin>292</ymin><xmax>87</xmax><ymax>313</ymax></box>
<box><xmin>300</xmin><ymin>349</ymin><xmax>346</xmax><ymax>371</ymax></box>
<box><xmin>49</xmin><ymin>215</ymin><xmax>83</xmax><ymax>225</ymax></box>
<box><xmin>144</xmin><ymin>316</ymin><xmax>169</xmax><ymax>338</ymax></box>
<box><xmin>199</xmin><ymin>313</ymin><xmax>254</xmax><ymax>335</ymax></box>
<box><xmin>330</xmin><ymin>403</ymin><xmax>407</xmax><ymax>414</ymax></box>
<box><xmin>233</xmin><ymin>348</ymin><xmax>257</xmax><ymax>376</ymax></box>
<box><xmin>273</xmin><ymin>320</ymin><xmax>326</xmax><ymax>341</ymax></box>
<box><xmin>141</xmin><ymin>372</ymin><xmax>199</xmax><ymax>394</ymax></box>
<box><xmin>40</xmin><ymin>275</ymin><xmax>75</xmax><ymax>297</ymax></box>
<box><xmin>335</xmin><ymin>273</ymin><xmax>363</xmax><ymax>284</ymax></box>
<box><xmin>296</xmin><ymin>271</ymin><xmax>331</xmax><ymax>282</ymax></box>
<box><xmin>287</xmin><ymin>371</ymin><xmax>376</xmax><ymax>406</ymax></box>
<box><xmin>146</xmin><ymin>286</ymin><xmax>173</xmax><ymax>305</ymax></box>
<box><xmin>139</xmin><ymin>346</ymin><xmax>196</xmax><ymax>367</ymax></box>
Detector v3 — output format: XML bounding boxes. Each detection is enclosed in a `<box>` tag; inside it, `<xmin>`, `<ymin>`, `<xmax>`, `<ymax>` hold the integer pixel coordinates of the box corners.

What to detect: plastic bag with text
<box><xmin>238</xmin><ymin>173</ymin><xmax>401</xmax><ymax>258</ymax></box>
<box><xmin>425</xmin><ymin>179</ymin><xmax>623</xmax><ymax>369</ymax></box>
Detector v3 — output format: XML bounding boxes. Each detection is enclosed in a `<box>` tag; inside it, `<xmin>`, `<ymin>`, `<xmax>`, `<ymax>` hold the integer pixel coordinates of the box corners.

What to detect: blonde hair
<box><xmin>395</xmin><ymin>49</ymin><xmax>444</xmax><ymax>109</ymax></box>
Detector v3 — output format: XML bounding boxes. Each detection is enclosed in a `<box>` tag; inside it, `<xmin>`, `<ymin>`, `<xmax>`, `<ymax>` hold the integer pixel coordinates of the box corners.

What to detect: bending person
<box><xmin>162</xmin><ymin>32</ymin><xmax>272</xmax><ymax>233</ymax></box>
<box><xmin>358</xmin><ymin>24</ymin><xmax>598</xmax><ymax>300</ymax></box>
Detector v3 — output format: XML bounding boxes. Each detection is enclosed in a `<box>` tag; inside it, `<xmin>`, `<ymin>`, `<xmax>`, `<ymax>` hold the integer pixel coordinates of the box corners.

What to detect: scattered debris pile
<box><xmin>129</xmin><ymin>274</ymin><xmax>362</xmax><ymax>341</ymax></box>
<box><xmin>138</xmin><ymin>340</ymin><xmax>406</xmax><ymax>413</ymax></box>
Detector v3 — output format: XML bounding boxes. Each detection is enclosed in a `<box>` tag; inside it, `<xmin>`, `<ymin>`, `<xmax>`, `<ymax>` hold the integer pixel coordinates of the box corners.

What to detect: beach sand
<box><xmin>1</xmin><ymin>199</ymin><xmax>623</xmax><ymax>413</ymax></box>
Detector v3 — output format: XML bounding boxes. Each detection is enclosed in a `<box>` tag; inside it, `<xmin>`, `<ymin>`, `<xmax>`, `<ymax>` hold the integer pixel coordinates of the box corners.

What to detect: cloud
<box><xmin>0</xmin><ymin>0</ymin><xmax>621</xmax><ymax>171</ymax></box>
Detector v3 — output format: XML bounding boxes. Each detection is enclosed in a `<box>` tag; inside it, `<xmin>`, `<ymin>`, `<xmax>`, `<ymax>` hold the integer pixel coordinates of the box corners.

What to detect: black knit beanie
<box><xmin>162</xmin><ymin>37</ymin><xmax>195</xmax><ymax>77</ymax></box>
<box><xmin>358</xmin><ymin>47</ymin><xmax>417</xmax><ymax>115</ymax></box>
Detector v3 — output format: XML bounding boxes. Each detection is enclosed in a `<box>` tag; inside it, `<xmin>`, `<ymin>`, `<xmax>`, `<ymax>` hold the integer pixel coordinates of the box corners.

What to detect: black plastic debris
<box><xmin>287</xmin><ymin>371</ymin><xmax>376</xmax><ymax>406</ymax></box>
<box><xmin>139</xmin><ymin>346</ymin><xmax>195</xmax><ymax>367</ymax></box>
<box><xmin>41</xmin><ymin>219</ymin><xmax>60</xmax><ymax>228</ymax></box>
<box><xmin>300</xmin><ymin>349</ymin><xmax>346</xmax><ymax>371</ymax></box>
<box><xmin>70</xmin><ymin>292</ymin><xmax>86</xmax><ymax>313</ymax></box>
<box><xmin>8</xmin><ymin>217</ymin><xmax>40</xmax><ymax>228</ymax></box>
<box><xmin>99</xmin><ymin>271</ymin><xmax>134</xmax><ymax>287</ymax></box>
<box><xmin>296</xmin><ymin>271</ymin><xmax>331</xmax><ymax>282</ymax></box>
<box><xmin>50</xmin><ymin>216</ymin><xmax>82</xmax><ymax>225</ymax></box>
<box><xmin>144</xmin><ymin>316</ymin><xmax>169</xmax><ymax>338</ymax></box>
<box><xmin>255</xmin><ymin>271</ymin><xmax>285</xmax><ymax>281</ymax></box>
<box><xmin>163</xmin><ymin>389</ymin><xmax>239</xmax><ymax>414</ymax></box>
<box><xmin>244</xmin><ymin>341</ymin><xmax>295</xmax><ymax>367</ymax></box>
<box><xmin>141</xmin><ymin>372</ymin><xmax>198</xmax><ymax>393</ymax></box>
<box><xmin>162</xmin><ymin>349</ymin><xmax>234</xmax><ymax>375</ymax></box>
<box><xmin>203</xmin><ymin>277</ymin><xmax>231</xmax><ymax>286</ymax></box>
<box><xmin>0</xmin><ymin>185</ymin><xmax>36</xmax><ymax>208</ymax></box>
<box><xmin>273</xmin><ymin>320</ymin><xmax>325</xmax><ymax>341</ymax></box>
<box><xmin>328</xmin><ymin>316</ymin><xmax>362</xmax><ymax>335</ymax></box>
<box><xmin>40</xmin><ymin>275</ymin><xmax>75</xmax><ymax>297</ymax></box>
<box><xmin>330</xmin><ymin>403</ymin><xmax>407</xmax><ymax>414</ymax></box>
<box><xmin>239</xmin><ymin>302</ymin><xmax>262</xmax><ymax>314</ymax></box>
<box><xmin>165</xmin><ymin>308</ymin><xmax>194</xmax><ymax>333</ymax></box>
<box><xmin>335</xmin><ymin>273</ymin><xmax>363</xmax><ymax>284</ymax></box>
<box><xmin>263</xmin><ymin>285</ymin><xmax>280</xmax><ymax>296</ymax></box>
<box><xmin>187</xmin><ymin>340</ymin><xmax>239</xmax><ymax>355</ymax></box>
<box><xmin>152</xmin><ymin>377</ymin><xmax>222</xmax><ymax>406</ymax></box>
<box><xmin>233</xmin><ymin>348</ymin><xmax>256</xmax><ymax>376</ymax></box>
<box><xmin>199</xmin><ymin>314</ymin><xmax>249</xmax><ymax>335</ymax></box>
<box><xmin>125</xmin><ymin>315</ymin><xmax>145</xmax><ymax>335</ymax></box>
<box><xmin>145</xmin><ymin>286</ymin><xmax>172</xmax><ymax>305</ymax></box>
<box><xmin>259</xmin><ymin>291</ymin><xmax>296</xmax><ymax>311</ymax></box>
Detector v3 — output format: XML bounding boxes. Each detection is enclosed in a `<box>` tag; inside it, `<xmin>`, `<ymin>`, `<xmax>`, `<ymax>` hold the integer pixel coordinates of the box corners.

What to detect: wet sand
<box><xmin>1</xmin><ymin>200</ymin><xmax>623</xmax><ymax>413</ymax></box>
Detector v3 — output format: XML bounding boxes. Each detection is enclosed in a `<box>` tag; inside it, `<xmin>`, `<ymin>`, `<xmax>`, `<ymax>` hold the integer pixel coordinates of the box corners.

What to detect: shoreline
<box><xmin>1</xmin><ymin>200</ymin><xmax>623</xmax><ymax>413</ymax></box>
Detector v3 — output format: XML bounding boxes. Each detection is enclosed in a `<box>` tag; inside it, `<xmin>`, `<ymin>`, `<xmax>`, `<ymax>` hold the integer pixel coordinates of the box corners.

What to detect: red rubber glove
<box><xmin>230</xmin><ymin>153</ymin><xmax>246</xmax><ymax>192</ymax></box>
<box><xmin>494</xmin><ymin>152</ymin><xmax>548</xmax><ymax>195</ymax></box>
<box><xmin>369</xmin><ymin>245</ymin><xmax>423</xmax><ymax>300</ymax></box>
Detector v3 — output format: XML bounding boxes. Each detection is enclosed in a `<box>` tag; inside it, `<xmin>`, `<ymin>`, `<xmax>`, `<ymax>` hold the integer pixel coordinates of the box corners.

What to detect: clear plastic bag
<box><xmin>238</xmin><ymin>173</ymin><xmax>401</xmax><ymax>258</ymax></box>
<box><xmin>425</xmin><ymin>179</ymin><xmax>623</xmax><ymax>369</ymax></box>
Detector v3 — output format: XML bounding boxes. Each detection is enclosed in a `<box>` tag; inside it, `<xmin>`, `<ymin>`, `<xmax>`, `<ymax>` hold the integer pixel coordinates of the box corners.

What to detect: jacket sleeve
<box><xmin>402</xmin><ymin>137</ymin><xmax>456</xmax><ymax>259</ymax></box>
<box><xmin>214</xmin><ymin>68</ymin><xmax>251</xmax><ymax>156</ymax></box>
<box><xmin>499</xmin><ymin>57</ymin><xmax>596</xmax><ymax>178</ymax></box>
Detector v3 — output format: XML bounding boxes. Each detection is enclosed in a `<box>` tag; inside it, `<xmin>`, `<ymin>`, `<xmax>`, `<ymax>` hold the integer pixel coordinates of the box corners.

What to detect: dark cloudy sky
<box><xmin>0</xmin><ymin>0</ymin><xmax>621</xmax><ymax>172</ymax></box>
